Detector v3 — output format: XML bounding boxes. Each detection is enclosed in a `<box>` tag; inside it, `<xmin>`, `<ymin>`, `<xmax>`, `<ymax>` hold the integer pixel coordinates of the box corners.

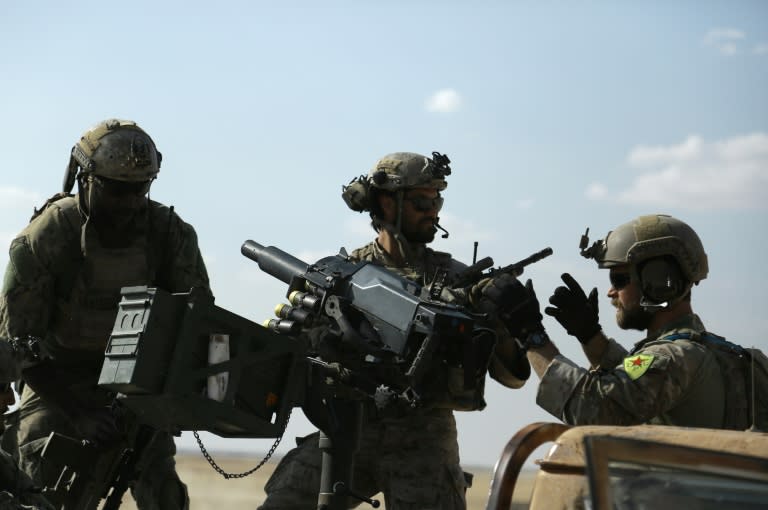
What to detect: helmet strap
<box><xmin>79</xmin><ymin>175</ymin><xmax>94</xmax><ymax>257</ymax></box>
<box><xmin>394</xmin><ymin>190</ymin><xmax>404</xmax><ymax>233</ymax></box>
<box><xmin>63</xmin><ymin>155</ymin><xmax>80</xmax><ymax>194</ymax></box>
<box><xmin>389</xmin><ymin>190</ymin><xmax>414</xmax><ymax>260</ymax></box>
<box><xmin>370</xmin><ymin>188</ymin><xmax>429</xmax><ymax>262</ymax></box>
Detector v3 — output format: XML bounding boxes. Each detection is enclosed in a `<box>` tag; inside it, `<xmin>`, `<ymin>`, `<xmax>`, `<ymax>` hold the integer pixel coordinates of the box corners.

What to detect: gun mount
<box><xmin>241</xmin><ymin>240</ymin><xmax>485</xmax><ymax>397</ymax></box>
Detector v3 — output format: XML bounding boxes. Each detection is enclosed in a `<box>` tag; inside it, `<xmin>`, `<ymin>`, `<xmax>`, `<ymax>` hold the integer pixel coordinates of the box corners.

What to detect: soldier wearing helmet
<box><xmin>0</xmin><ymin>119</ymin><xmax>211</xmax><ymax>509</ymax></box>
<box><xmin>342</xmin><ymin>151</ymin><xmax>452</xmax><ymax>260</ymax></box>
<box><xmin>500</xmin><ymin>214</ymin><xmax>748</xmax><ymax>429</ymax></box>
<box><xmin>259</xmin><ymin>152</ymin><xmax>531</xmax><ymax>510</ymax></box>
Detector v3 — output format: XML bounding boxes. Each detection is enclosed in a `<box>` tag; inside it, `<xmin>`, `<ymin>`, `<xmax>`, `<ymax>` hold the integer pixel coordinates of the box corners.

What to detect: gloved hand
<box><xmin>70</xmin><ymin>406</ymin><xmax>122</xmax><ymax>445</ymax></box>
<box><xmin>471</xmin><ymin>274</ymin><xmax>544</xmax><ymax>338</ymax></box>
<box><xmin>544</xmin><ymin>273</ymin><xmax>601</xmax><ymax>344</ymax></box>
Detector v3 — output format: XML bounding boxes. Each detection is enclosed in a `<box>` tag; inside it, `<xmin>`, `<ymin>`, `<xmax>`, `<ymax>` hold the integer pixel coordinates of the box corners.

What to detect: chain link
<box><xmin>193</xmin><ymin>408</ymin><xmax>292</xmax><ymax>479</ymax></box>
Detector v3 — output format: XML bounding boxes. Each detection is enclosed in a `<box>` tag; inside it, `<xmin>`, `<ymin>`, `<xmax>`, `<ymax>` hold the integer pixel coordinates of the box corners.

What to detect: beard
<box><xmin>401</xmin><ymin>218</ymin><xmax>437</xmax><ymax>243</ymax></box>
<box><xmin>614</xmin><ymin>299</ymin><xmax>654</xmax><ymax>331</ymax></box>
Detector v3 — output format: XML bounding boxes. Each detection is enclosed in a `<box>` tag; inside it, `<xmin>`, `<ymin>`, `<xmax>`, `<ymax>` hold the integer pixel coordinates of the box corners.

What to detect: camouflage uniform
<box><xmin>260</xmin><ymin>240</ymin><xmax>529</xmax><ymax>510</ymax></box>
<box><xmin>0</xmin><ymin>194</ymin><xmax>210</xmax><ymax>509</ymax></box>
<box><xmin>0</xmin><ymin>340</ymin><xmax>53</xmax><ymax>509</ymax></box>
<box><xmin>537</xmin><ymin>314</ymin><xmax>727</xmax><ymax>427</ymax></box>
<box><xmin>0</xmin><ymin>449</ymin><xmax>53</xmax><ymax>510</ymax></box>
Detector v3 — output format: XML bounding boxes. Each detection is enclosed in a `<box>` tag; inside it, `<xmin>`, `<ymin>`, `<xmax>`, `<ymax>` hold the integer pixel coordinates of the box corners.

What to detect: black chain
<box><xmin>193</xmin><ymin>408</ymin><xmax>291</xmax><ymax>479</ymax></box>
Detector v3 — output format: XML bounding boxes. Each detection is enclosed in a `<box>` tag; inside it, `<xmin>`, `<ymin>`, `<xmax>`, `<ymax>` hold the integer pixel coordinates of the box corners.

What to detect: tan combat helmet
<box><xmin>64</xmin><ymin>119</ymin><xmax>161</xmax><ymax>192</ymax></box>
<box><xmin>581</xmin><ymin>214</ymin><xmax>708</xmax><ymax>304</ymax></box>
<box><xmin>342</xmin><ymin>151</ymin><xmax>450</xmax><ymax>213</ymax></box>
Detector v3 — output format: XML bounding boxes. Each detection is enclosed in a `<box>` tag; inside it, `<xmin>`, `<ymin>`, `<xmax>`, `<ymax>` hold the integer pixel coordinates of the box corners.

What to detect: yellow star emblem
<box><xmin>623</xmin><ymin>354</ymin><xmax>655</xmax><ymax>380</ymax></box>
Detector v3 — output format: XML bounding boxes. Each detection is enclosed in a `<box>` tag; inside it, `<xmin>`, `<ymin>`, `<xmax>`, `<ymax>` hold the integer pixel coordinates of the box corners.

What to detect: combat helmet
<box><xmin>63</xmin><ymin>119</ymin><xmax>161</xmax><ymax>192</ymax></box>
<box><xmin>581</xmin><ymin>214</ymin><xmax>708</xmax><ymax>305</ymax></box>
<box><xmin>342</xmin><ymin>151</ymin><xmax>450</xmax><ymax>213</ymax></box>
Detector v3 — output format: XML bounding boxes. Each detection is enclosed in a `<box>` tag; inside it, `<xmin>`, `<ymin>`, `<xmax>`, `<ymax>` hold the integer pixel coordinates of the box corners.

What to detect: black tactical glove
<box><xmin>71</xmin><ymin>406</ymin><xmax>122</xmax><ymax>445</ymax></box>
<box><xmin>544</xmin><ymin>273</ymin><xmax>601</xmax><ymax>344</ymax></box>
<box><xmin>471</xmin><ymin>274</ymin><xmax>544</xmax><ymax>338</ymax></box>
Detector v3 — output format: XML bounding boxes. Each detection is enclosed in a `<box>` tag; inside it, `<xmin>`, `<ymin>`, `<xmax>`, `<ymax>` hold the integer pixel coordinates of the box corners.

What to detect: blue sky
<box><xmin>1</xmin><ymin>1</ymin><xmax>767</xmax><ymax>471</ymax></box>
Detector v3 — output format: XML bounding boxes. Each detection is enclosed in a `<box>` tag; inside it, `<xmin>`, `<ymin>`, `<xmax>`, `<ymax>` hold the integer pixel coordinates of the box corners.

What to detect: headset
<box><xmin>637</xmin><ymin>256</ymin><xmax>688</xmax><ymax>306</ymax></box>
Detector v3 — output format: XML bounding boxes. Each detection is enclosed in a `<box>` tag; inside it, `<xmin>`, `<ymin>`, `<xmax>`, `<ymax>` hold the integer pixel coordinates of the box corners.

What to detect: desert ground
<box><xmin>118</xmin><ymin>453</ymin><xmax>536</xmax><ymax>510</ymax></box>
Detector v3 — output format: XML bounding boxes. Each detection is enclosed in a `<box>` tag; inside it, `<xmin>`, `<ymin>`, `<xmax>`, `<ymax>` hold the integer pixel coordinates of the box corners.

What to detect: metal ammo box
<box><xmin>98</xmin><ymin>285</ymin><xmax>306</xmax><ymax>438</ymax></box>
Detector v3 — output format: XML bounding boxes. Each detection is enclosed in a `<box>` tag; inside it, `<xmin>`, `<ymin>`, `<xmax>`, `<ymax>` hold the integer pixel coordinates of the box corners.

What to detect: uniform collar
<box><xmin>640</xmin><ymin>313</ymin><xmax>706</xmax><ymax>346</ymax></box>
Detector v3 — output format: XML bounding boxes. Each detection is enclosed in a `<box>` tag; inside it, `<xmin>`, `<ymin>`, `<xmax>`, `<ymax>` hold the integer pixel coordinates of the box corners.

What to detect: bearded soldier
<box><xmin>501</xmin><ymin>214</ymin><xmax>761</xmax><ymax>429</ymax></box>
<box><xmin>0</xmin><ymin>119</ymin><xmax>211</xmax><ymax>509</ymax></box>
<box><xmin>259</xmin><ymin>152</ymin><xmax>532</xmax><ymax>510</ymax></box>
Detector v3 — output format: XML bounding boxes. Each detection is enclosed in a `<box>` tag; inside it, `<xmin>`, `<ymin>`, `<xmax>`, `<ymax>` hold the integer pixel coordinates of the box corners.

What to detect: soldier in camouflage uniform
<box><xmin>0</xmin><ymin>119</ymin><xmax>212</xmax><ymax>509</ymax></box>
<box><xmin>0</xmin><ymin>341</ymin><xmax>54</xmax><ymax>510</ymax></box>
<box><xmin>259</xmin><ymin>152</ymin><xmax>531</xmax><ymax>510</ymax></box>
<box><xmin>501</xmin><ymin>214</ymin><xmax>741</xmax><ymax>428</ymax></box>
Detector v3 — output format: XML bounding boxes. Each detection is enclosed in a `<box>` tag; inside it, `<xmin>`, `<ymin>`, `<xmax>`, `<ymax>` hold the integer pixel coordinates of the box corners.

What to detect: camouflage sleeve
<box><xmin>162</xmin><ymin>211</ymin><xmax>213</xmax><ymax>298</ymax></box>
<box><xmin>487</xmin><ymin>330</ymin><xmax>530</xmax><ymax>388</ymax></box>
<box><xmin>0</xmin><ymin>448</ymin><xmax>55</xmax><ymax>509</ymax></box>
<box><xmin>594</xmin><ymin>335</ymin><xmax>629</xmax><ymax>368</ymax></box>
<box><xmin>440</xmin><ymin>280</ymin><xmax>530</xmax><ymax>388</ymax></box>
<box><xmin>536</xmin><ymin>340</ymin><xmax>712</xmax><ymax>426</ymax></box>
<box><xmin>0</xmin><ymin>235</ymin><xmax>55</xmax><ymax>341</ymax></box>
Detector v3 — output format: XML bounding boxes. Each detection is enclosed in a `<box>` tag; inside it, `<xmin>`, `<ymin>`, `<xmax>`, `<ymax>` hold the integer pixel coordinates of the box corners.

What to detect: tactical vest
<box><xmin>51</xmin><ymin>228</ymin><xmax>149</xmax><ymax>352</ymax></box>
<box><xmin>30</xmin><ymin>196</ymin><xmax>169</xmax><ymax>355</ymax></box>
<box><xmin>662</xmin><ymin>330</ymin><xmax>768</xmax><ymax>431</ymax></box>
<box><xmin>349</xmin><ymin>242</ymin><xmax>491</xmax><ymax>412</ymax></box>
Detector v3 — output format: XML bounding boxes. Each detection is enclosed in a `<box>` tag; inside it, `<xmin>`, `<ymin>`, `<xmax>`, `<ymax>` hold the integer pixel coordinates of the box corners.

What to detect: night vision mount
<box><xmin>579</xmin><ymin>227</ymin><xmax>605</xmax><ymax>261</ymax></box>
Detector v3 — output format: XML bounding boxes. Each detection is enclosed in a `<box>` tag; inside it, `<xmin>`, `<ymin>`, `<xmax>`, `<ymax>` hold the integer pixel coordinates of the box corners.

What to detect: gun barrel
<box><xmin>518</xmin><ymin>247</ymin><xmax>553</xmax><ymax>267</ymax></box>
<box><xmin>452</xmin><ymin>256</ymin><xmax>495</xmax><ymax>288</ymax></box>
<box><xmin>241</xmin><ymin>240</ymin><xmax>310</xmax><ymax>284</ymax></box>
<box><xmin>501</xmin><ymin>247</ymin><xmax>554</xmax><ymax>276</ymax></box>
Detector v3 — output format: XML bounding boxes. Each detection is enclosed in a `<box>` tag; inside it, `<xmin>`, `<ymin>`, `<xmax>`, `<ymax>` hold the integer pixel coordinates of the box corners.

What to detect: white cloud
<box><xmin>704</xmin><ymin>28</ymin><xmax>746</xmax><ymax>43</ymax></box>
<box><xmin>628</xmin><ymin>135</ymin><xmax>703</xmax><ymax>166</ymax></box>
<box><xmin>425</xmin><ymin>89</ymin><xmax>462</xmax><ymax>113</ymax></box>
<box><xmin>587</xmin><ymin>133</ymin><xmax>768</xmax><ymax>210</ymax></box>
<box><xmin>754</xmin><ymin>43</ymin><xmax>768</xmax><ymax>55</ymax></box>
<box><xmin>585</xmin><ymin>182</ymin><xmax>608</xmax><ymax>200</ymax></box>
<box><xmin>703</xmin><ymin>27</ymin><xmax>745</xmax><ymax>55</ymax></box>
<box><xmin>718</xmin><ymin>42</ymin><xmax>739</xmax><ymax>56</ymax></box>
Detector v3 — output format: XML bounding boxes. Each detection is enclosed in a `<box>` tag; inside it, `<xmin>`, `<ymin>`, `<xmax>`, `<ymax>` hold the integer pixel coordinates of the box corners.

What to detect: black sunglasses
<box><xmin>404</xmin><ymin>195</ymin><xmax>444</xmax><ymax>212</ymax></box>
<box><xmin>609</xmin><ymin>272</ymin><xmax>632</xmax><ymax>290</ymax></box>
<box><xmin>93</xmin><ymin>176</ymin><xmax>152</xmax><ymax>197</ymax></box>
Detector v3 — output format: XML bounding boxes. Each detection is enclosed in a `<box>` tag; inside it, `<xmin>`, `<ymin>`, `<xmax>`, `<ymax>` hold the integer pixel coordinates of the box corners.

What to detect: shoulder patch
<box><xmin>623</xmin><ymin>354</ymin><xmax>655</xmax><ymax>380</ymax></box>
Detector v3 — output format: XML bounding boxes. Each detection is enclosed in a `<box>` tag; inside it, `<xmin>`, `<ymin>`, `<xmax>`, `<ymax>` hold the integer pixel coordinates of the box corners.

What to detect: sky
<box><xmin>1</xmin><ymin>0</ymin><xmax>767</xmax><ymax>475</ymax></box>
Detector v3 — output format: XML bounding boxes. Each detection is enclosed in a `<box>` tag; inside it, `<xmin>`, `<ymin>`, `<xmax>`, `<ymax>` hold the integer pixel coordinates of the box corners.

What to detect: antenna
<box><xmin>749</xmin><ymin>347</ymin><xmax>757</xmax><ymax>432</ymax></box>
